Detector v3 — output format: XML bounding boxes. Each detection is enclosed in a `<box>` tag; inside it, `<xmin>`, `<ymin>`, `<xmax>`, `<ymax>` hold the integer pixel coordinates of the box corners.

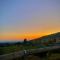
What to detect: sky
<box><xmin>0</xmin><ymin>0</ymin><xmax>60</xmax><ymax>41</ymax></box>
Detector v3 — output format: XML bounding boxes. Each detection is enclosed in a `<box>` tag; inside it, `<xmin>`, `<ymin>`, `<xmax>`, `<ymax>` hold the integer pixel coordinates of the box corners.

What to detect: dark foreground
<box><xmin>0</xmin><ymin>46</ymin><xmax>60</xmax><ymax>60</ymax></box>
<box><xmin>12</xmin><ymin>53</ymin><xmax>60</xmax><ymax>60</ymax></box>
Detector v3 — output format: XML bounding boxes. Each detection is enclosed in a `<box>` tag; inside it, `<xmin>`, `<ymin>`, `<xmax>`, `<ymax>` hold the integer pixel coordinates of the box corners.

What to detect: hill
<box><xmin>30</xmin><ymin>32</ymin><xmax>60</xmax><ymax>44</ymax></box>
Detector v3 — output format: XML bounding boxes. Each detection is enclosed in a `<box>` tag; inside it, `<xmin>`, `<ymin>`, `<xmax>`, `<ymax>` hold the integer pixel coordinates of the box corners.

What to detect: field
<box><xmin>0</xmin><ymin>45</ymin><xmax>60</xmax><ymax>60</ymax></box>
<box><xmin>0</xmin><ymin>45</ymin><xmax>42</xmax><ymax>55</ymax></box>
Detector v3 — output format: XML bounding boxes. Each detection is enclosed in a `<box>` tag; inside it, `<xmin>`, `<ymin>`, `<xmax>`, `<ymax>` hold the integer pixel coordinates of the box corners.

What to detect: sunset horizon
<box><xmin>0</xmin><ymin>31</ymin><xmax>60</xmax><ymax>41</ymax></box>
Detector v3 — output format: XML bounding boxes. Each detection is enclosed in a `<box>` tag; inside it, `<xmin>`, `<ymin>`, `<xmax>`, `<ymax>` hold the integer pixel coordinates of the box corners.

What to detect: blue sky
<box><xmin>0</xmin><ymin>0</ymin><xmax>60</xmax><ymax>40</ymax></box>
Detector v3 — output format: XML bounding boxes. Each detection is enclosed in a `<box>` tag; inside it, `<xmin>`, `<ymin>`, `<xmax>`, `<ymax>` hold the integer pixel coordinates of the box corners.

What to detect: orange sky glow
<box><xmin>0</xmin><ymin>31</ymin><xmax>60</xmax><ymax>40</ymax></box>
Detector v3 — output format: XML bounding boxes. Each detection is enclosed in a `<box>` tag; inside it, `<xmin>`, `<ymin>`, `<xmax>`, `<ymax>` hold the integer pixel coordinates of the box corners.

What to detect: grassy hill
<box><xmin>30</xmin><ymin>32</ymin><xmax>60</xmax><ymax>45</ymax></box>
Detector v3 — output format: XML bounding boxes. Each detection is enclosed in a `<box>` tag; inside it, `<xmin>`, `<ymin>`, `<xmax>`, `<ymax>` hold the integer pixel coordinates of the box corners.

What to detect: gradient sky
<box><xmin>0</xmin><ymin>0</ymin><xmax>60</xmax><ymax>41</ymax></box>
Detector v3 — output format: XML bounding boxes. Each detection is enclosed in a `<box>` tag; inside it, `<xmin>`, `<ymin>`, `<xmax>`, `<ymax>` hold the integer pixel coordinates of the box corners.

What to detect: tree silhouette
<box><xmin>23</xmin><ymin>38</ymin><xmax>27</xmax><ymax>45</ymax></box>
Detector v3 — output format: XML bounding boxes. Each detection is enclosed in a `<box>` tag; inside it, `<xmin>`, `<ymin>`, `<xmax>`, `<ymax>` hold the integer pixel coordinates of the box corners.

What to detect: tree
<box><xmin>23</xmin><ymin>38</ymin><xmax>27</xmax><ymax>45</ymax></box>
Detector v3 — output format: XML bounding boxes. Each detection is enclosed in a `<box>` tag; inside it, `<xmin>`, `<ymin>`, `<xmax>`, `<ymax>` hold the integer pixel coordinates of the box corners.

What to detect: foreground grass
<box><xmin>0</xmin><ymin>45</ymin><xmax>42</xmax><ymax>55</ymax></box>
<box><xmin>0</xmin><ymin>45</ymin><xmax>22</xmax><ymax>54</ymax></box>
<box><xmin>0</xmin><ymin>45</ymin><xmax>60</xmax><ymax>60</ymax></box>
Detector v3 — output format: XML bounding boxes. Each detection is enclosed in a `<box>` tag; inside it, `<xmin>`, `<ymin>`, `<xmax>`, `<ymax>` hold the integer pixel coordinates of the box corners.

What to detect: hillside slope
<box><xmin>30</xmin><ymin>32</ymin><xmax>60</xmax><ymax>44</ymax></box>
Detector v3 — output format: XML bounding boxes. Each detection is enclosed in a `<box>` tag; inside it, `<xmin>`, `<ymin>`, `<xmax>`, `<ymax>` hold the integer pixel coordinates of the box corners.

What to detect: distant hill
<box><xmin>30</xmin><ymin>32</ymin><xmax>60</xmax><ymax>44</ymax></box>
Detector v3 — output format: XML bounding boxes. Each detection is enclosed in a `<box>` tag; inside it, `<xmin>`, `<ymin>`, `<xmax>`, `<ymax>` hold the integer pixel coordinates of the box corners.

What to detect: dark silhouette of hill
<box><xmin>30</xmin><ymin>32</ymin><xmax>60</xmax><ymax>44</ymax></box>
